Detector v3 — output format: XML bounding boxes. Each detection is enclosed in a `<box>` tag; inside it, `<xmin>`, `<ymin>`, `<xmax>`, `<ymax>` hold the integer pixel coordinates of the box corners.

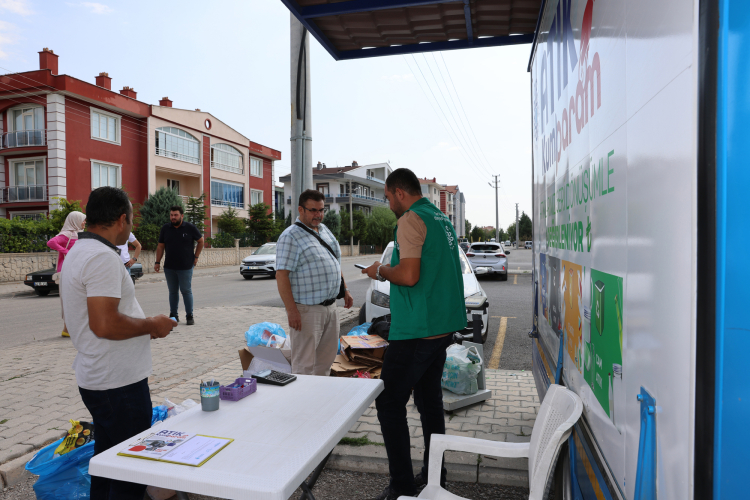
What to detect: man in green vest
<box><xmin>362</xmin><ymin>168</ymin><xmax>466</xmax><ymax>500</ymax></box>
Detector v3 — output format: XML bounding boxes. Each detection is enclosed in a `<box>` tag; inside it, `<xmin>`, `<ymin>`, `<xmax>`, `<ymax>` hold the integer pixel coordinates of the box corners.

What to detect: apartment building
<box><xmin>0</xmin><ymin>48</ymin><xmax>280</xmax><ymax>238</ymax></box>
<box><xmin>279</xmin><ymin>161</ymin><xmax>392</xmax><ymax>216</ymax></box>
<box><xmin>419</xmin><ymin>177</ymin><xmax>441</xmax><ymax>207</ymax></box>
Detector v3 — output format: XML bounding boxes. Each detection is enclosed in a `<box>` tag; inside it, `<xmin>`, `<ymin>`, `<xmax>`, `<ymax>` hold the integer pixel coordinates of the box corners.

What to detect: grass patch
<box><xmin>0</xmin><ymin>419</ymin><xmax>7</xmax><ymax>425</ymax></box>
<box><xmin>338</xmin><ymin>436</ymin><xmax>385</xmax><ymax>447</ymax></box>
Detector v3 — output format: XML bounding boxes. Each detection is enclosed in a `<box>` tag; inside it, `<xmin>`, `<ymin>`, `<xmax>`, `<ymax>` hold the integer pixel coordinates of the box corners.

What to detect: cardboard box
<box><xmin>239</xmin><ymin>345</ymin><xmax>292</xmax><ymax>377</ymax></box>
<box><xmin>339</xmin><ymin>335</ymin><xmax>388</xmax><ymax>366</ymax></box>
<box><xmin>330</xmin><ymin>354</ymin><xmax>383</xmax><ymax>379</ymax></box>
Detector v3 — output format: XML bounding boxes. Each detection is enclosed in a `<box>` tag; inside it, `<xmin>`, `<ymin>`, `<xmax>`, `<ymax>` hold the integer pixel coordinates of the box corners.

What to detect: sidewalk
<box><xmin>0</xmin><ymin>303</ymin><xmax>539</xmax><ymax>489</ymax></box>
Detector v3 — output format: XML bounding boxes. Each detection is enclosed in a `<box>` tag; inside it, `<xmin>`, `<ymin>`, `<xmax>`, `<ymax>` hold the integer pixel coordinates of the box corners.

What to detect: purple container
<box><xmin>219</xmin><ymin>377</ymin><xmax>257</xmax><ymax>401</ymax></box>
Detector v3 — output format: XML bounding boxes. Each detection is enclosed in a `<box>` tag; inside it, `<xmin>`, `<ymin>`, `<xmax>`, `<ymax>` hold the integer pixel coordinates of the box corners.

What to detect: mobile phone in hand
<box><xmin>355</xmin><ymin>264</ymin><xmax>367</xmax><ymax>270</ymax></box>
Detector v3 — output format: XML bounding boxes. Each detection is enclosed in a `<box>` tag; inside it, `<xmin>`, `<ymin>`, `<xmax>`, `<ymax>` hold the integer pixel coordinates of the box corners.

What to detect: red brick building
<box><xmin>0</xmin><ymin>48</ymin><xmax>280</xmax><ymax>237</ymax></box>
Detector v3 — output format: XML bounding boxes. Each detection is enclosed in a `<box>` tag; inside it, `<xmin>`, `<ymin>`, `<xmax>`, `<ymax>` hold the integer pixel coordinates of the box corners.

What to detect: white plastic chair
<box><xmin>399</xmin><ymin>384</ymin><xmax>583</xmax><ymax>500</ymax></box>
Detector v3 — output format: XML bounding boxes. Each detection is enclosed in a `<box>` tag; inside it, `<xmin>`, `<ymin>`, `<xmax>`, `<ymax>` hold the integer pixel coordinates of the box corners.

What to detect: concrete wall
<box><xmin>0</xmin><ymin>245</ymin><xmax>259</xmax><ymax>282</ymax></box>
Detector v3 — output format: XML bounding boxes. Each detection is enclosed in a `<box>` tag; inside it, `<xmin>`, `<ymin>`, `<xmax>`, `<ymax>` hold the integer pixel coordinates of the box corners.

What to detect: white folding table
<box><xmin>89</xmin><ymin>375</ymin><xmax>383</xmax><ymax>500</ymax></box>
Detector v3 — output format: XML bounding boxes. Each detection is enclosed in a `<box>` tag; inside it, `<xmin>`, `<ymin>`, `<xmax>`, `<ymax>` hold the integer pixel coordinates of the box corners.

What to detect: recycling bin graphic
<box><xmin>594</xmin><ymin>280</ymin><xmax>605</xmax><ymax>336</ymax></box>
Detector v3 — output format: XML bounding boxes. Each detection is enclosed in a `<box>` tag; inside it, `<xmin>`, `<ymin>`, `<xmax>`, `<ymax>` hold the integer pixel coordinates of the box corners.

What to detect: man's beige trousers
<box><xmin>289</xmin><ymin>303</ymin><xmax>340</xmax><ymax>375</ymax></box>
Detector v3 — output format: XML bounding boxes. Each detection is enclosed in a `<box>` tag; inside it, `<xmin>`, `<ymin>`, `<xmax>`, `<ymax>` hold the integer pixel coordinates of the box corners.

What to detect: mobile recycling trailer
<box><xmin>280</xmin><ymin>0</ymin><xmax>748</xmax><ymax>498</ymax></box>
<box><xmin>528</xmin><ymin>0</ymin><xmax>748</xmax><ymax>499</ymax></box>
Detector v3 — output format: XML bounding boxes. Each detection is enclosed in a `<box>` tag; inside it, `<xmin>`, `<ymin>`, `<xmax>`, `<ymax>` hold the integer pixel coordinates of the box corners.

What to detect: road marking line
<box><xmin>513</xmin><ymin>274</ymin><xmax>518</xmax><ymax>285</ymax></box>
<box><xmin>488</xmin><ymin>316</ymin><xmax>515</xmax><ymax>369</ymax></box>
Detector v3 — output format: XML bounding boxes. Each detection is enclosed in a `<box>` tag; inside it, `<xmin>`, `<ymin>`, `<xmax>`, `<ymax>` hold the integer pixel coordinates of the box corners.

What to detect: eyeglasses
<box><xmin>301</xmin><ymin>207</ymin><xmax>328</xmax><ymax>215</ymax></box>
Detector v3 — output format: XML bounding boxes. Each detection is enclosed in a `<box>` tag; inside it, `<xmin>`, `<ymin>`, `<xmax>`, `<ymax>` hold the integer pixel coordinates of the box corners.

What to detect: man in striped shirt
<box><xmin>276</xmin><ymin>190</ymin><xmax>353</xmax><ymax>375</ymax></box>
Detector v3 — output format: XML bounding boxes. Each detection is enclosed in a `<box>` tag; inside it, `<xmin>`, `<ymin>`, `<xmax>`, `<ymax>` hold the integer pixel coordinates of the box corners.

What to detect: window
<box><xmin>91</xmin><ymin>161</ymin><xmax>120</xmax><ymax>189</ymax></box>
<box><xmin>211</xmin><ymin>180</ymin><xmax>244</xmax><ymax>208</ymax></box>
<box><xmin>250</xmin><ymin>157</ymin><xmax>262</xmax><ymax>177</ymax></box>
<box><xmin>155</xmin><ymin>127</ymin><xmax>200</xmax><ymax>164</ymax></box>
<box><xmin>12</xmin><ymin>160</ymin><xmax>44</xmax><ymax>187</ymax></box>
<box><xmin>317</xmin><ymin>184</ymin><xmax>329</xmax><ymax>196</ymax></box>
<box><xmin>9</xmin><ymin>159</ymin><xmax>45</xmax><ymax>201</ymax></box>
<box><xmin>167</xmin><ymin>179</ymin><xmax>180</xmax><ymax>194</ymax></box>
<box><xmin>91</xmin><ymin>108</ymin><xmax>120</xmax><ymax>144</ymax></box>
<box><xmin>211</xmin><ymin>143</ymin><xmax>244</xmax><ymax>174</ymax></box>
<box><xmin>251</xmin><ymin>189</ymin><xmax>263</xmax><ymax>206</ymax></box>
<box><xmin>11</xmin><ymin>212</ymin><xmax>45</xmax><ymax>221</ymax></box>
<box><xmin>6</xmin><ymin>106</ymin><xmax>45</xmax><ymax>147</ymax></box>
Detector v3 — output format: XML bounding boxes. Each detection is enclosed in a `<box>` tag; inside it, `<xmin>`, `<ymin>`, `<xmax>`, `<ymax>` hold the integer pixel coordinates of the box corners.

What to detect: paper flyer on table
<box><xmin>118</xmin><ymin>429</ymin><xmax>232</xmax><ymax>466</ymax></box>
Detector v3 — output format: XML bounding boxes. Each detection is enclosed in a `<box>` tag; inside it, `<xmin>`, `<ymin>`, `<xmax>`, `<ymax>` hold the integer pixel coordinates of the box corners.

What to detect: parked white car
<box><xmin>240</xmin><ymin>243</ymin><xmax>277</xmax><ymax>279</ymax></box>
<box><xmin>360</xmin><ymin>242</ymin><xmax>490</xmax><ymax>341</ymax></box>
<box><xmin>465</xmin><ymin>242</ymin><xmax>508</xmax><ymax>281</ymax></box>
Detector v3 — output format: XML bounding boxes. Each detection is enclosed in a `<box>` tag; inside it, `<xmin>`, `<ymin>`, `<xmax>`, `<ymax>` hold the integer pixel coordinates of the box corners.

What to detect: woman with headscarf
<box><xmin>47</xmin><ymin>211</ymin><xmax>86</xmax><ymax>337</ymax></box>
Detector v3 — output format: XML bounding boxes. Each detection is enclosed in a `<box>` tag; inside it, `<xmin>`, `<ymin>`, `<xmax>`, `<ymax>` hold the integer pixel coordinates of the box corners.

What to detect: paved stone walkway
<box><xmin>330</xmin><ymin>370</ymin><xmax>538</xmax><ymax>487</ymax></box>
<box><xmin>0</xmin><ymin>305</ymin><xmax>358</xmax><ymax>467</ymax></box>
<box><xmin>0</xmin><ymin>304</ymin><xmax>539</xmax><ymax>489</ymax></box>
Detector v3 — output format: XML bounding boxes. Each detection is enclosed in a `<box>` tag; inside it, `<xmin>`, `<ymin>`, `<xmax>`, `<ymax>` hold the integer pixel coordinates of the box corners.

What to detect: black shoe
<box><xmin>374</xmin><ymin>485</ymin><xmax>415</xmax><ymax>500</ymax></box>
<box><xmin>186</xmin><ymin>315</ymin><xmax>194</xmax><ymax>325</ymax></box>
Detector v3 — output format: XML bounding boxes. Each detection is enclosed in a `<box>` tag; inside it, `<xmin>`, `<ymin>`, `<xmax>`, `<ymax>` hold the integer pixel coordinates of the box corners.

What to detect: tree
<box><xmin>140</xmin><ymin>187</ymin><xmax>184</xmax><ymax>228</ymax></box>
<box><xmin>339</xmin><ymin>208</ymin><xmax>367</xmax><ymax>244</ymax></box>
<box><xmin>49</xmin><ymin>197</ymin><xmax>84</xmax><ymax>234</ymax></box>
<box><xmin>519</xmin><ymin>211</ymin><xmax>533</xmax><ymax>241</ymax></box>
<box><xmin>185</xmin><ymin>193</ymin><xmax>207</xmax><ymax>234</ymax></box>
<box><xmin>365</xmin><ymin>207</ymin><xmax>397</xmax><ymax>248</ymax></box>
<box><xmin>216</xmin><ymin>206</ymin><xmax>245</xmax><ymax>235</ymax></box>
<box><xmin>507</xmin><ymin>221</ymin><xmax>516</xmax><ymax>242</ymax></box>
<box><xmin>470</xmin><ymin>226</ymin><xmax>484</xmax><ymax>242</ymax></box>
<box><xmin>465</xmin><ymin>219</ymin><xmax>472</xmax><ymax>238</ymax></box>
<box><xmin>246</xmin><ymin>203</ymin><xmax>275</xmax><ymax>246</ymax></box>
<box><xmin>322</xmin><ymin>210</ymin><xmax>341</xmax><ymax>240</ymax></box>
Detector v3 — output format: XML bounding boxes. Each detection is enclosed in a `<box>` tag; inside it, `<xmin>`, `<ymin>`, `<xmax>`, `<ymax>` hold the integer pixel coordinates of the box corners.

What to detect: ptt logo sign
<box><xmin>534</xmin><ymin>0</ymin><xmax>602</xmax><ymax>174</ymax></box>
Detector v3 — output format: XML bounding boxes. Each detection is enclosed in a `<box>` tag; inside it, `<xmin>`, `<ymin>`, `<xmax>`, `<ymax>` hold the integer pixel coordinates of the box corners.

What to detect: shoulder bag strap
<box><xmin>294</xmin><ymin>222</ymin><xmax>337</xmax><ymax>258</ymax></box>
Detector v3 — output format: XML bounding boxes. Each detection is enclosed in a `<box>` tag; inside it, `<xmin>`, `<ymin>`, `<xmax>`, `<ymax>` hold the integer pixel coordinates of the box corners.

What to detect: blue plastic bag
<box><xmin>245</xmin><ymin>322</ymin><xmax>287</xmax><ymax>348</ymax></box>
<box><xmin>152</xmin><ymin>405</ymin><xmax>168</xmax><ymax>426</ymax></box>
<box><xmin>26</xmin><ymin>437</ymin><xmax>95</xmax><ymax>500</ymax></box>
<box><xmin>347</xmin><ymin>323</ymin><xmax>372</xmax><ymax>337</ymax></box>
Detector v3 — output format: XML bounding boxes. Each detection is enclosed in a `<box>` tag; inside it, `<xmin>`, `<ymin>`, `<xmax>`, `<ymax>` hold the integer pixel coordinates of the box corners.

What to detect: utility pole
<box><xmin>488</xmin><ymin>175</ymin><xmax>500</xmax><ymax>242</ymax></box>
<box><xmin>290</xmin><ymin>15</ymin><xmax>313</xmax><ymax>214</ymax></box>
<box><xmin>515</xmin><ymin>203</ymin><xmax>520</xmax><ymax>247</ymax></box>
<box><xmin>349</xmin><ymin>179</ymin><xmax>354</xmax><ymax>256</ymax></box>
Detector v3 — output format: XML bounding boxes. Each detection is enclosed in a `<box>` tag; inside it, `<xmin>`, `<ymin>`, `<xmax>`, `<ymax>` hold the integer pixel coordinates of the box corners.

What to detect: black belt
<box><xmin>319</xmin><ymin>298</ymin><xmax>336</xmax><ymax>306</ymax></box>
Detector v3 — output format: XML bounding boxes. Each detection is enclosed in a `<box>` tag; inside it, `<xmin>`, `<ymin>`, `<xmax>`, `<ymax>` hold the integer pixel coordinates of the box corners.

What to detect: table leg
<box><xmin>299</xmin><ymin>451</ymin><xmax>332</xmax><ymax>500</ymax></box>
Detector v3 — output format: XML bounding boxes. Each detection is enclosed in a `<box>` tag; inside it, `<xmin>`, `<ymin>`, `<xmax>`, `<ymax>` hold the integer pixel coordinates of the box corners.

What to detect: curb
<box><xmin>0</xmin><ymin>449</ymin><xmax>38</xmax><ymax>489</ymax></box>
<box><xmin>328</xmin><ymin>443</ymin><xmax>529</xmax><ymax>487</ymax></box>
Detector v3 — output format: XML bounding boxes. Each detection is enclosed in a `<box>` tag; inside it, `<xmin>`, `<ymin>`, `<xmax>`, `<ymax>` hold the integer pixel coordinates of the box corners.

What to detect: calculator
<box><xmin>251</xmin><ymin>370</ymin><xmax>297</xmax><ymax>386</ymax></box>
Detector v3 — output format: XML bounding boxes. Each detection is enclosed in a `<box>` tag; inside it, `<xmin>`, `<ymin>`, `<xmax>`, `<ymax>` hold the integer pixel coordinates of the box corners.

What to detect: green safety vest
<box><xmin>389</xmin><ymin>198</ymin><xmax>466</xmax><ymax>340</ymax></box>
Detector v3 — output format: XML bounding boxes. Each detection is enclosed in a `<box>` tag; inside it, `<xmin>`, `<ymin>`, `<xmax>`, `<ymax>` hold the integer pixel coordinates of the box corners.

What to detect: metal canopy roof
<box><xmin>280</xmin><ymin>0</ymin><xmax>543</xmax><ymax>60</ymax></box>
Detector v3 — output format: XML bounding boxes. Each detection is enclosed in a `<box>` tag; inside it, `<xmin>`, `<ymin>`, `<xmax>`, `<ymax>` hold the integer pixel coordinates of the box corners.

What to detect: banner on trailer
<box><xmin>530</xmin><ymin>0</ymin><xmax>697</xmax><ymax>498</ymax></box>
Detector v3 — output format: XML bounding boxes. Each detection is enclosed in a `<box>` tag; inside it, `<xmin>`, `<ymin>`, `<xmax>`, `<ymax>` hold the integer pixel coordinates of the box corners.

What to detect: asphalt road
<box><xmin>0</xmin><ymin>249</ymin><xmax>536</xmax><ymax>368</ymax></box>
<box><xmin>0</xmin><ymin>261</ymin><xmax>374</xmax><ymax>349</ymax></box>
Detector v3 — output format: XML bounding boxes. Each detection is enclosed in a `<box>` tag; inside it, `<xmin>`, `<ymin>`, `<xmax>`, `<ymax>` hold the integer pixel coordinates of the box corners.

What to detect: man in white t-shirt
<box><xmin>62</xmin><ymin>186</ymin><xmax>176</xmax><ymax>499</ymax></box>
<box><xmin>116</xmin><ymin>232</ymin><xmax>141</xmax><ymax>268</ymax></box>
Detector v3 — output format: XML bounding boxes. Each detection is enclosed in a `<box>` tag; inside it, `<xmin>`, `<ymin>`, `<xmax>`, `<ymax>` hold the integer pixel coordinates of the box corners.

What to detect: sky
<box><xmin>0</xmin><ymin>0</ymin><xmax>533</xmax><ymax>229</ymax></box>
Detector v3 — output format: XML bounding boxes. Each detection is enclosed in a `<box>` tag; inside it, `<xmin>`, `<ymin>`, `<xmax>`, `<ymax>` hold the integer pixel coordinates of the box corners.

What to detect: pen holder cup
<box><xmin>200</xmin><ymin>382</ymin><xmax>220</xmax><ymax>411</ymax></box>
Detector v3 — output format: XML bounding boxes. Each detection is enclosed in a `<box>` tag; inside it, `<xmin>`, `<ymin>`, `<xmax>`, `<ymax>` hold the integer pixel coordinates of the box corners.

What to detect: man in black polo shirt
<box><xmin>154</xmin><ymin>205</ymin><xmax>204</xmax><ymax>325</ymax></box>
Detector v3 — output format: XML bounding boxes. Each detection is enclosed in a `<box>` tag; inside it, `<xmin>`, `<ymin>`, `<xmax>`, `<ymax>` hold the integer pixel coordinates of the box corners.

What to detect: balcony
<box><xmin>0</xmin><ymin>130</ymin><xmax>46</xmax><ymax>150</ymax></box>
<box><xmin>211</xmin><ymin>199</ymin><xmax>244</xmax><ymax>209</ymax></box>
<box><xmin>211</xmin><ymin>161</ymin><xmax>244</xmax><ymax>175</ymax></box>
<box><xmin>335</xmin><ymin>194</ymin><xmax>388</xmax><ymax>206</ymax></box>
<box><xmin>366</xmin><ymin>175</ymin><xmax>385</xmax><ymax>184</ymax></box>
<box><xmin>156</xmin><ymin>148</ymin><xmax>201</xmax><ymax>165</ymax></box>
<box><xmin>1</xmin><ymin>185</ymin><xmax>48</xmax><ymax>203</ymax></box>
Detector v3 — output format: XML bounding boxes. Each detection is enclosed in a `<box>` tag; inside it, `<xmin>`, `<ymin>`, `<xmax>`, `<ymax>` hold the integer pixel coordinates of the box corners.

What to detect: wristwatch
<box><xmin>133</xmin><ymin>258</ymin><xmax>138</xmax><ymax>262</ymax></box>
<box><xmin>376</xmin><ymin>264</ymin><xmax>386</xmax><ymax>282</ymax></box>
